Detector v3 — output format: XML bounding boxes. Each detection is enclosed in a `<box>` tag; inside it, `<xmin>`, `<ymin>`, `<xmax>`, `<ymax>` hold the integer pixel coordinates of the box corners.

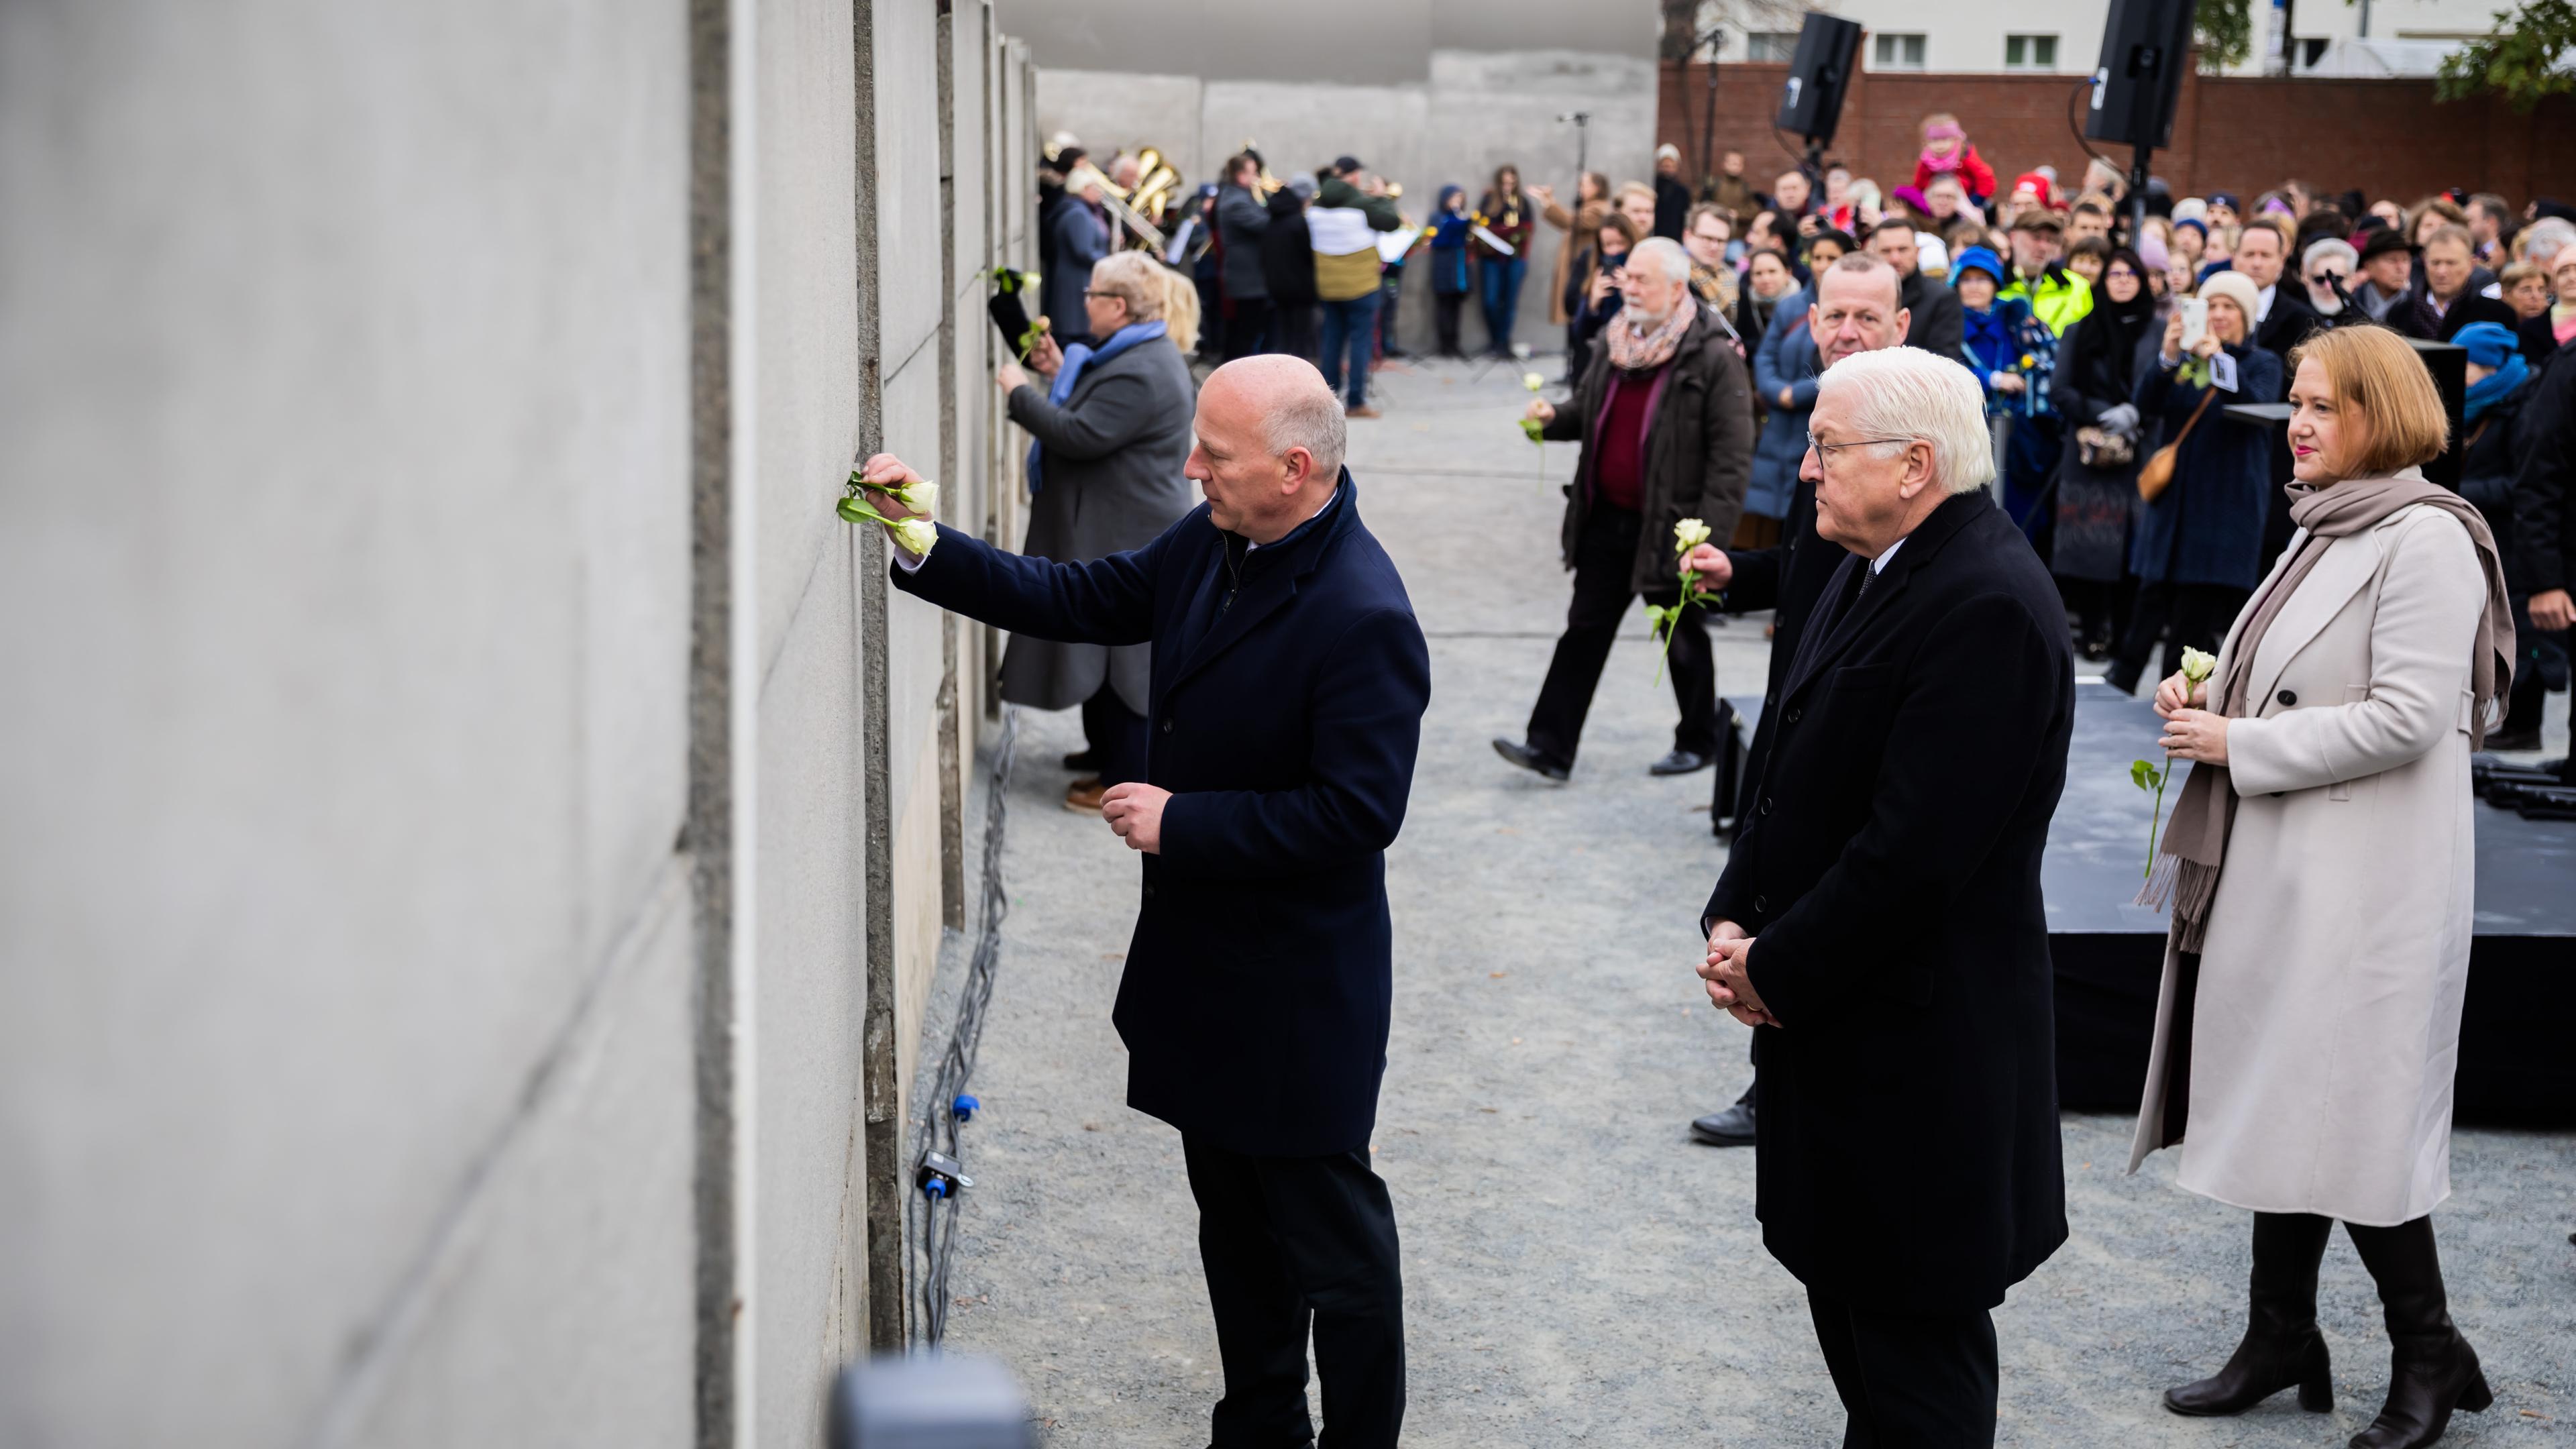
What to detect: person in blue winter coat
<box><xmin>1951</xmin><ymin>245</ymin><xmax>2059</xmax><ymax>530</ymax></box>
<box><xmin>1427</xmin><ymin>184</ymin><xmax>1474</xmax><ymax>358</ymax></box>
<box><xmin>1746</xmin><ymin>277</ymin><xmax>1817</xmax><ymax>534</ymax></box>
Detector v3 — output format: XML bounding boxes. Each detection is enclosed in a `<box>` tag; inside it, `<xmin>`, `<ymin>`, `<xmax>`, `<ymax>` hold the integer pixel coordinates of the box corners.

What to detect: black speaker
<box><xmin>2086</xmin><ymin>0</ymin><xmax>2198</xmax><ymax>148</ymax></box>
<box><xmin>1774</xmin><ymin>13</ymin><xmax>1864</xmax><ymax>146</ymax></box>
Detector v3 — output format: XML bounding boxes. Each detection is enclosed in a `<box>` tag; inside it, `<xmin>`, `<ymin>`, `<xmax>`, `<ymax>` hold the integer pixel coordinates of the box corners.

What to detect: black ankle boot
<box><xmin>2347</xmin><ymin>1218</ymin><xmax>2493</xmax><ymax>1449</ymax></box>
<box><xmin>2165</xmin><ymin>1212</ymin><xmax>2334</xmax><ymax>1416</ymax></box>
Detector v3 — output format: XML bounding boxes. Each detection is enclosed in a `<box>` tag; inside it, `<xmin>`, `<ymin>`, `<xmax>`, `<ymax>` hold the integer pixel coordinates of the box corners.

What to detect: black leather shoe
<box><xmin>1650</xmin><ymin>749</ymin><xmax>1713</xmax><ymax>776</ymax></box>
<box><xmin>1492</xmin><ymin>737</ymin><xmax>1569</xmax><ymax>781</ymax></box>
<box><xmin>1061</xmin><ymin>749</ymin><xmax>1098</xmax><ymax>771</ymax></box>
<box><xmin>1690</xmin><ymin>1087</ymin><xmax>1756</xmax><ymax>1146</ymax></box>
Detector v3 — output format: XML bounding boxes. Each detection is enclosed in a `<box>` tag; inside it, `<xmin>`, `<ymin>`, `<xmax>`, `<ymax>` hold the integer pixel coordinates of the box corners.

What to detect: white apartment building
<box><xmin>1694</xmin><ymin>0</ymin><xmax>2506</xmax><ymax>77</ymax></box>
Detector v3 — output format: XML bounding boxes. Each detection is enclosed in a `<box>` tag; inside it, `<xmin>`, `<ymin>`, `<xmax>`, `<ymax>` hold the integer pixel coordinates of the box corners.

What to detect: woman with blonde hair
<box><xmin>2132</xmin><ymin>325</ymin><xmax>2516</xmax><ymax>1449</ymax></box>
<box><xmin>992</xmin><ymin>248</ymin><xmax>1200</xmax><ymax>809</ymax></box>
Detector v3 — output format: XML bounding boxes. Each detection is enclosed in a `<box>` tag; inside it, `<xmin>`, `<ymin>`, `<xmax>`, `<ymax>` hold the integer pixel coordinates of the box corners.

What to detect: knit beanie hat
<box><xmin>1951</xmin><ymin>246</ymin><xmax>2006</xmax><ymax>286</ymax></box>
<box><xmin>2197</xmin><ymin>269</ymin><xmax>2261</xmax><ymax>323</ymax></box>
<box><xmin>2452</xmin><ymin>320</ymin><xmax>2520</xmax><ymax>369</ymax></box>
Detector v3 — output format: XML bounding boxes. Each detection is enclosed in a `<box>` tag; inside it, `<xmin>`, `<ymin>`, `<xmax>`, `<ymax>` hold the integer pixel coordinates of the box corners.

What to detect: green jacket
<box><xmin>1315</xmin><ymin>175</ymin><xmax>1402</xmax><ymax>230</ymax></box>
<box><xmin>2000</xmin><ymin>264</ymin><xmax>2093</xmax><ymax>336</ymax></box>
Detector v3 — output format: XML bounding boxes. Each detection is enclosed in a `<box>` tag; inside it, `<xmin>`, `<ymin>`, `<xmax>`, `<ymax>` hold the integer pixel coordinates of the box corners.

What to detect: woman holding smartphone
<box><xmin>2131</xmin><ymin>324</ymin><xmax>2515</xmax><ymax>1449</ymax></box>
<box><xmin>2104</xmin><ymin>270</ymin><xmax>2282</xmax><ymax>693</ymax></box>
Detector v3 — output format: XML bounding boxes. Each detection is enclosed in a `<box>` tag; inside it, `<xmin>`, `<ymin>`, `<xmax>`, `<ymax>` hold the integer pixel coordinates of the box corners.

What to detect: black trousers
<box><xmin>1806</xmin><ymin>1287</ymin><xmax>1999</xmax><ymax>1449</ymax></box>
<box><xmin>1526</xmin><ymin>506</ymin><xmax>1719</xmax><ymax>768</ymax></box>
<box><xmin>2108</xmin><ymin>580</ymin><xmax>2250</xmax><ymax>691</ymax></box>
<box><xmin>1183</xmin><ymin>1138</ymin><xmax>1405</xmax><ymax>1448</ymax></box>
<box><xmin>1432</xmin><ymin>291</ymin><xmax>1466</xmax><ymax>357</ymax></box>
<box><xmin>1225</xmin><ymin>299</ymin><xmax>1272</xmax><ymax>362</ymax></box>
<box><xmin>1271</xmin><ymin>302</ymin><xmax>1319</xmax><ymax>362</ymax></box>
<box><xmin>1079</xmin><ymin>684</ymin><xmax>1148</xmax><ymax>789</ymax></box>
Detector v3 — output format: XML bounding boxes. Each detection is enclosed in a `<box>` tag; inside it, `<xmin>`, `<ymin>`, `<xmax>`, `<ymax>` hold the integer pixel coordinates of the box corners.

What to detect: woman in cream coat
<box><xmin>2129</xmin><ymin>326</ymin><xmax>2516</xmax><ymax>1449</ymax></box>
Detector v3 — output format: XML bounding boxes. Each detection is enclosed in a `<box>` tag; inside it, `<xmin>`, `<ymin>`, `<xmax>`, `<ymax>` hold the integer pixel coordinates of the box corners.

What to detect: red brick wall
<box><xmin>1658</xmin><ymin>59</ymin><xmax>2576</xmax><ymax>213</ymax></box>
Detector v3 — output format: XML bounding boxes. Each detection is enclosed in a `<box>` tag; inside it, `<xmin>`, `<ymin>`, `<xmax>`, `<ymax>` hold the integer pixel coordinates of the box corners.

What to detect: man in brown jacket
<box><xmin>1494</xmin><ymin>237</ymin><xmax>1755</xmax><ymax>780</ymax></box>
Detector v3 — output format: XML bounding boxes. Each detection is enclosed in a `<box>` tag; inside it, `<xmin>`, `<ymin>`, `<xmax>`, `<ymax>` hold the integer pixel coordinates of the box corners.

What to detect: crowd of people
<box><xmin>975</xmin><ymin>124</ymin><xmax>2571</xmax><ymax>1449</ymax></box>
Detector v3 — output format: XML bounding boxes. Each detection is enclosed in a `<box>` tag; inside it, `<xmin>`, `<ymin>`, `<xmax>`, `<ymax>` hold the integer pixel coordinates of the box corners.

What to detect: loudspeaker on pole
<box><xmin>1774</xmin><ymin>13</ymin><xmax>1864</xmax><ymax>147</ymax></box>
<box><xmin>2086</xmin><ymin>0</ymin><xmax>2199</xmax><ymax>148</ymax></box>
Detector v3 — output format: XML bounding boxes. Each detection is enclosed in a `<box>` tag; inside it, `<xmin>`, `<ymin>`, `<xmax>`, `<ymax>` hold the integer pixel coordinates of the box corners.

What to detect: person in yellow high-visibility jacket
<box><xmin>1998</xmin><ymin>210</ymin><xmax>2094</xmax><ymax>337</ymax></box>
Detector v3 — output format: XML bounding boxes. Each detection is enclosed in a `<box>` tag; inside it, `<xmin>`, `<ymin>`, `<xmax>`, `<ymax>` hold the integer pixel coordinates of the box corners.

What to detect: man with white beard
<box><xmin>1493</xmin><ymin>237</ymin><xmax>1755</xmax><ymax>783</ymax></box>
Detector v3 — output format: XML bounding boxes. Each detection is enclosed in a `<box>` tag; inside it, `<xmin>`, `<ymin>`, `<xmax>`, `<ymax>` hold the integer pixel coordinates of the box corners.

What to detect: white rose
<box><xmin>1522</xmin><ymin>371</ymin><xmax>1546</xmax><ymax>392</ymax></box>
<box><xmin>2179</xmin><ymin>646</ymin><xmax>2217</xmax><ymax>683</ymax></box>
<box><xmin>898</xmin><ymin>478</ymin><xmax>940</xmax><ymax>516</ymax></box>
<box><xmin>889</xmin><ymin>517</ymin><xmax>939</xmax><ymax>558</ymax></box>
<box><xmin>1673</xmin><ymin>517</ymin><xmax>1713</xmax><ymax>553</ymax></box>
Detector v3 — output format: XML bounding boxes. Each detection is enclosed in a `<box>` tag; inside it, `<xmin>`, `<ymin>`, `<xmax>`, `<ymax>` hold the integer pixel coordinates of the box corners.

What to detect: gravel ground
<box><xmin>922</xmin><ymin>359</ymin><xmax>2576</xmax><ymax>1447</ymax></box>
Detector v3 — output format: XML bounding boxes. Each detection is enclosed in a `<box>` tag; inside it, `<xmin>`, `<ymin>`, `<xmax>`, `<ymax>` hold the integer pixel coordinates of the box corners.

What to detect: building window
<box><xmin>2004</xmin><ymin>34</ymin><xmax>2059</xmax><ymax>68</ymax></box>
<box><xmin>1873</xmin><ymin>32</ymin><xmax>1927</xmax><ymax>68</ymax></box>
<box><xmin>1746</xmin><ymin>31</ymin><xmax>1800</xmax><ymax>61</ymax></box>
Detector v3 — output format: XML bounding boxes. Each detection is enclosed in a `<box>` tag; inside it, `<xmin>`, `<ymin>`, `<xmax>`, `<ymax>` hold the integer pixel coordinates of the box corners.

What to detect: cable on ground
<box><xmin>908</xmin><ymin>706</ymin><xmax>1018</xmax><ymax>1347</ymax></box>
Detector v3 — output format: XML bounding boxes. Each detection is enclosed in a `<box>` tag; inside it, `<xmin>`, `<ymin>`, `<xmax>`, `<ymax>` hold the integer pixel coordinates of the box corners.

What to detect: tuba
<box><xmin>1129</xmin><ymin>147</ymin><xmax>1181</xmax><ymax>229</ymax></box>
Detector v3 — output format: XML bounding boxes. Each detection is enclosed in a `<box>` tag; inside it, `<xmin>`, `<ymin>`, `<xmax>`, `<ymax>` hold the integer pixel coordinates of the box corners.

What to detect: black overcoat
<box><xmin>892</xmin><ymin>478</ymin><xmax>1431</xmax><ymax>1157</ymax></box>
<box><xmin>1703</xmin><ymin>492</ymin><xmax>2073</xmax><ymax>1314</ymax></box>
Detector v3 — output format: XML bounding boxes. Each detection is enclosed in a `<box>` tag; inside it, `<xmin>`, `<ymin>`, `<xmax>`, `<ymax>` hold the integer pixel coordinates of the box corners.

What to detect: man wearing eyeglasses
<box><xmin>1676</xmin><ymin>252</ymin><xmax>1911</xmax><ymax>1149</ymax></box>
<box><xmin>1697</xmin><ymin>347</ymin><xmax>2074</xmax><ymax>1446</ymax></box>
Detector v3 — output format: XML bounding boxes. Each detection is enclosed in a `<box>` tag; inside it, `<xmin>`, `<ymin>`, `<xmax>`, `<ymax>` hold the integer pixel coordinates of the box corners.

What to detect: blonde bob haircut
<box><xmin>1090</xmin><ymin>249</ymin><xmax>1203</xmax><ymax>356</ymax></box>
<box><xmin>2288</xmin><ymin>326</ymin><xmax>2451</xmax><ymax>478</ymax></box>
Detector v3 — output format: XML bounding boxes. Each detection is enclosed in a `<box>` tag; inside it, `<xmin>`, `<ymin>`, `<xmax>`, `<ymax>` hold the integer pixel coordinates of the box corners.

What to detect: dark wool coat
<box><xmin>2511</xmin><ymin>347</ymin><xmax>2576</xmax><ymax>594</ymax></box>
<box><xmin>1000</xmin><ymin>337</ymin><xmax>1199</xmax><ymax>714</ymax></box>
<box><xmin>1705</xmin><ymin>492</ymin><xmax>2074</xmax><ymax>1314</ymax></box>
<box><xmin>2049</xmin><ymin>293</ymin><xmax>2155</xmax><ymax>582</ymax></box>
<box><xmin>1260</xmin><ymin>189</ymin><xmax>1318</xmax><ymax>309</ymax></box>
<box><xmin>2128</xmin><ymin>337</ymin><xmax>2284</xmax><ymax>588</ymax></box>
<box><xmin>1215</xmin><ymin>182</ymin><xmax>1271</xmax><ymax>301</ymax></box>
<box><xmin>1540</xmin><ymin>305</ymin><xmax>1755</xmax><ymax>593</ymax></box>
<box><xmin>1900</xmin><ymin>271</ymin><xmax>1966</xmax><ymax>360</ymax></box>
<box><xmin>892</xmin><ymin>478</ymin><xmax>1431</xmax><ymax>1157</ymax></box>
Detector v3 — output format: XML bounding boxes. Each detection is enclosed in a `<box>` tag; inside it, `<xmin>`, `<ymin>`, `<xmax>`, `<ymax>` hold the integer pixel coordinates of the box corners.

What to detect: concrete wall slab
<box><xmin>0</xmin><ymin>3</ymin><xmax>693</xmax><ymax>1442</ymax></box>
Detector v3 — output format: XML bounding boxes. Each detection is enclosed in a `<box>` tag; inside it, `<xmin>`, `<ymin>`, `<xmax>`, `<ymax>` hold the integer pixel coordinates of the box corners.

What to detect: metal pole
<box><xmin>2128</xmin><ymin>140</ymin><xmax>2153</xmax><ymax>254</ymax></box>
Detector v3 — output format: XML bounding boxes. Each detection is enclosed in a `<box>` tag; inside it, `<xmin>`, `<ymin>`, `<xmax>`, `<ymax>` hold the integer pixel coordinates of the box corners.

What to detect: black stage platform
<box><xmin>1726</xmin><ymin>684</ymin><xmax>2576</xmax><ymax>1124</ymax></box>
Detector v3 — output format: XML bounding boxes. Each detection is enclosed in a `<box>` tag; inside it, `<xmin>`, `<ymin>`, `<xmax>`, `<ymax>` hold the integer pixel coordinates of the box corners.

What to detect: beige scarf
<box><xmin>2145</xmin><ymin>468</ymin><xmax>2516</xmax><ymax>952</ymax></box>
<box><xmin>1605</xmin><ymin>299</ymin><xmax>1696</xmax><ymax>372</ymax></box>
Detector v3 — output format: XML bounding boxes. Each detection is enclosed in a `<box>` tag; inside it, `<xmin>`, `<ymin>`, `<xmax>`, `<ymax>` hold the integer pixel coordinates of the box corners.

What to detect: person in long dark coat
<box><xmin>1260</xmin><ymin>176</ymin><xmax>1320</xmax><ymax>362</ymax></box>
<box><xmin>2104</xmin><ymin>271</ymin><xmax>2284</xmax><ymax>694</ymax></box>
<box><xmin>1042</xmin><ymin>166</ymin><xmax>1115</xmax><ymax>346</ymax></box>
<box><xmin>1670</xmin><ymin>256</ymin><xmax>1913</xmax><ymax>1151</ymax></box>
<box><xmin>1214</xmin><ymin>153</ymin><xmax>1273</xmax><ymax>361</ymax></box>
<box><xmin>1699</xmin><ymin>346</ymin><xmax>2072</xmax><ymax>1444</ymax></box>
<box><xmin>862</xmin><ymin>354</ymin><xmax>1431</xmax><ymax>1449</ymax></box>
<box><xmin>2456</xmin><ymin>320</ymin><xmax>2551</xmax><ymax>747</ymax></box>
<box><xmin>998</xmin><ymin>250</ymin><xmax>1201</xmax><ymax>808</ymax></box>
<box><xmin>2511</xmin><ymin>336</ymin><xmax>2576</xmax><ymax>769</ymax></box>
<box><xmin>2051</xmin><ymin>248</ymin><xmax>2157</xmax><ymax>655</ymax></box>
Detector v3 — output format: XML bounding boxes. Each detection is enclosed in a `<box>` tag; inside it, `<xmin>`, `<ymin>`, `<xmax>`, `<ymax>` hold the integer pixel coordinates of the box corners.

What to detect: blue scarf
<box><xmin>1026</xmin><ymin>320</ymin><xmax>1167</xmax><ymax>494</ymax></box>
<box><xmin>2465</xmin><ymin>352</ymin><xmax>2527</xmax><ymax>421</ymax></box>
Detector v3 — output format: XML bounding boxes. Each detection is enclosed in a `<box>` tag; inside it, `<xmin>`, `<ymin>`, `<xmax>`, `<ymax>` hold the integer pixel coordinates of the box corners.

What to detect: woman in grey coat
<box><xmin>996</xmin><ymin>248</ymin><xmax>1200</xmax><ymax>810</ymax></box>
